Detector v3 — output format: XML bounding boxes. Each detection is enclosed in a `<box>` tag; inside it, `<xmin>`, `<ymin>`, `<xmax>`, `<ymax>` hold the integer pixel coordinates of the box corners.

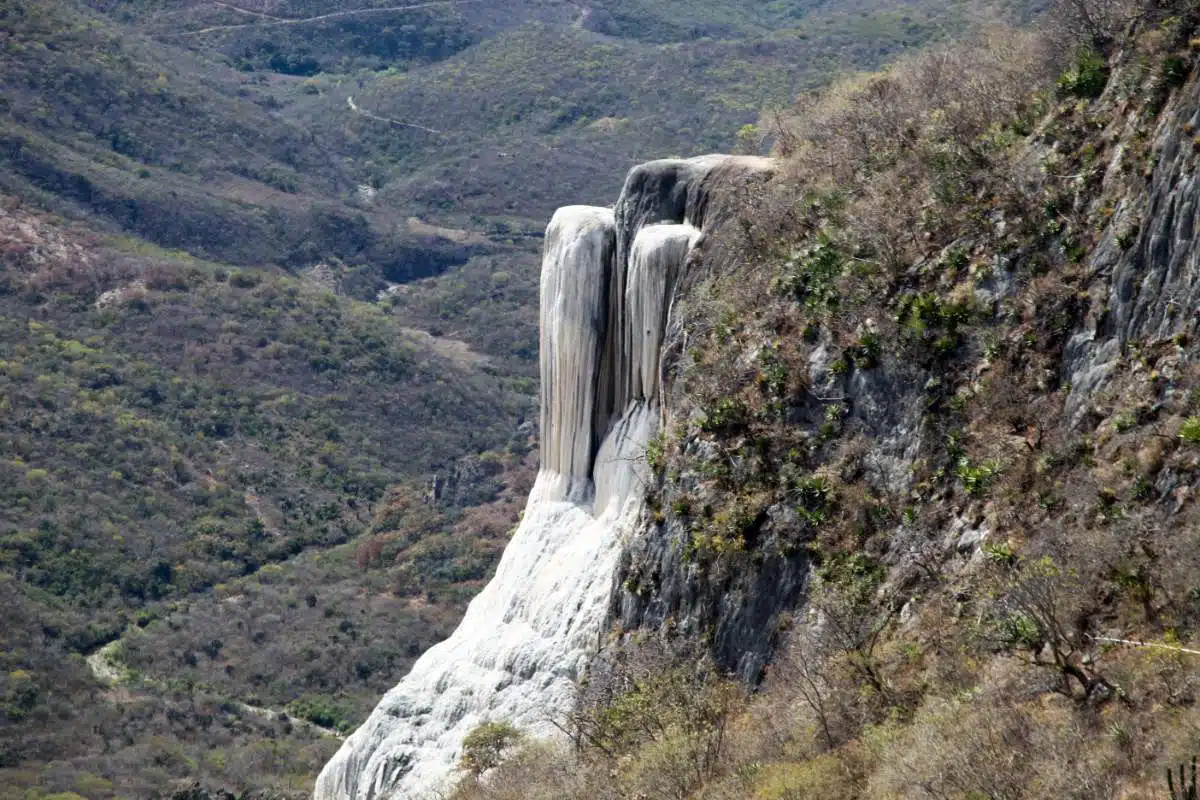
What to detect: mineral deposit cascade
<box><xmin>315</xmin><ymin>155</ymin><xmax>769</xmax><ymax>800</ymax></box>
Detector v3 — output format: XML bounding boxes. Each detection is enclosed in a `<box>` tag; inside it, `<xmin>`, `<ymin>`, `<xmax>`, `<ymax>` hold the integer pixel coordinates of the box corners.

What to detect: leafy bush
<box><xmin>460</xmin><ymin>721</ymin><xmax>523</xmax><ymax>775</ymax></box>
<box><xmin>1163</xmin><ymin>55</ymin><xmax>1190</xmax><ymax>88</ymax></box>
<box><xmin>774</xmin><ymin>241</ymin><xmax>845</xmax><ymax>312</ymax></box>
<box><xmin>699</xmin><ymin>397</ymin><xmax>750</xmax><ymax>433</ymax></box>
<box><xmin>794</xmin><ymin>476</ymin><xmax>835</xmax><ymax>526</ymax></box>
<box><xmin>1180</xmin><ymin>416</ymin><xmax>1200</xmax><ymax>443</ymax></box>
<box><xmin>955</xmin><ymin>457</ymin><xmax>1003</xmax><ymax>497</ymax></box>
<box><xmin>1057</xmin><ymin>48</ymin><xmax>1110</xmax><ymax>99</ymax></box>
<box><xmin>818</xmin><ymin>552</ymin><xmax>884</xmax><ymax>603</ymax></box>
<box><xmin>847</xmin><ymin>330</ymin><xmax>882</xmax><ymax>368</ymax></box>
<box><xmin>646</xmin><ymin>433</ymin><xmax>667</xmax><ymax>475</ymax></box>
<box><xmin>285</xmin><ymin>695</ymin><xmax>354</xmax><ymax>733</ymax></box>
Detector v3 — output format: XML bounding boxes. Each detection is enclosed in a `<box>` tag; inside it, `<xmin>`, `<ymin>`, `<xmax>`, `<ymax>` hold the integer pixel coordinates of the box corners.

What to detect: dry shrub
<box><xmin>450</xmin><ymin>642</ymin><xmax>747</xmax><ymax>800</ymax></box>
<box><xmin>449</xmin><ymin>741</ymin><xmax>584</xmax><ymax>800</ymax></box>
<box><xmin>1048</xmin><ymin>0</ymin><xmax>1157</xmax><ymax>50</ymax></box>
<box><xmin>142</xmin><ymin>261</ymin><xmax>193</xmax><ymax>292</ymax></box>
<box><xmin>865</xmin><ymin>691</ymin><xmax>1125</xmax><ymax>800</ymax></box>
<box><xmin>767</xmin><ymin>27</ymin><xmax>1062</xmax><ymax>270</ymax></box>
<box><xmin>777</xmin><ymin>28</ymin><xmax>1061</xmax><ymax>178</ymax></box>
<box><xmin>710</xmin><ymin>754</ymin><xmax>856</xmax><ymax>800</ymax></box>
<box><xmin>617</xmin><ymin>729</ymin><xmax>730</xmax><ymax>800</ymax></box>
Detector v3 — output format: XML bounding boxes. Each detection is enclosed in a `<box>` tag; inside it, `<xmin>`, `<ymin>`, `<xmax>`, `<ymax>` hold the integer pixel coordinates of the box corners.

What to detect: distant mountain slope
<box><xmin>305</xmin><ymin>13</ymin><xmax>950</xmax><ymax>222</ymax></box>
<box><xmin>0</xmin><ymin>198</ymin><xmax>526</xmax><ymax>612</ymax></box>
<box><xmin>2</xmin><ymin>0</ymin><xmax>1040</xmax><ymax>278</ymax></box>
<box><xmin>0</xmin><ymin>0</ymin><xmax>500</xmax><ymax>285</ymax></box>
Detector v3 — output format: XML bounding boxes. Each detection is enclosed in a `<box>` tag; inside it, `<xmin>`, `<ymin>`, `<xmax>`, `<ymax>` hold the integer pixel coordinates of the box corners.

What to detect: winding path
<box><xmin>181</xmin><ymin>0</ymin><xmax>476</xmax><ymax>36</ymax></box>
<box><xmin>85</xmin><ymin>635</ymin><xmax>344</xmax><ymax>740</ymax></box>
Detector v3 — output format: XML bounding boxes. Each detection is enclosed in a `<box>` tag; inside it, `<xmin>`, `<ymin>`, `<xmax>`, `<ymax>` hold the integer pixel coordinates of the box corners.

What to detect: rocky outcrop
<box><xmin>1066</xmin><ymin>63</ymin><xmax>1200</xmax><ymax>419</ymax></box>
<box><xmin>314</xmin><ymin>155</ymin><xmax>773</xmax><ymax>800</ymax></box>
<box><xmin>613</xmin><ymin>348</ymin><xmax>928</xmax><ymax>683</ymax></box>
<box><xmin>423</xmin><ymin>454</ymin><xmax>505</xmax><ymax>509</ymax></box>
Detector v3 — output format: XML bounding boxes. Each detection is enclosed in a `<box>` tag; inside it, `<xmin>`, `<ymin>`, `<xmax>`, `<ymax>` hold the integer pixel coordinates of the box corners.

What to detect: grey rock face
<box><xmin>608</xmin><ymin>157</ymin><xmax>936</xmax><ymax>686</ymax></box>
<box><xmin>1066</xmin><ymin>75</ymin><xmax>1200</xmax><ymax>420</ymax></box>
<box><xmin>424</xmin><ymin>454</ymin><xmax>505</xmax><ymax>509</ymax></box>
<box><xmin>616</xmin><ymin>515</ymin><xmax>812</xmax><ymax>684</ymax></box>
<box><xmin>613</xmin><ymin>351</ymin><xmax>927</xmax><ymax>684</ymax></box>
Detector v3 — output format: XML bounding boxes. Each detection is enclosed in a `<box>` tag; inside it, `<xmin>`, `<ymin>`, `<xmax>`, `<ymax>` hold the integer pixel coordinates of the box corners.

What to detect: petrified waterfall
<box><xmin>314</xmin><ymin>155</ymin><xmax>771</xmax><ymax>800</ymax></box>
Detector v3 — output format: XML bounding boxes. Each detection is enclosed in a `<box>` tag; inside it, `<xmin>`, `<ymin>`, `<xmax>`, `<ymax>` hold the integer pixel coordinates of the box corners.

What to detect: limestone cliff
<box><xmin>314</xmin><ymin>155</ymin><xmax>773</xmax><ymax>800</ymax></box>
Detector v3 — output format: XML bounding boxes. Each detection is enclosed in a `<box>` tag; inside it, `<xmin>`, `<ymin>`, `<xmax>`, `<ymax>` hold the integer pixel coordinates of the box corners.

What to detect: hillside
<box><xmin>0</xmin><ymin>0</ymin><xmax>1054</xmax><ymax>797</ymax></box>
<box><xmin>0</xmin><ymin>198</ymin><xmax>539</xmax><ymax>796</ymax></box>
<box><xmin>1</xmin><ymin>0</ymin><xmax>1038</xmax><ymax>286</ymax></box>
<box><xmin>446</xmin><ymin>3</ymin><xmax>1200</xmax><ymax>799</ymax></box>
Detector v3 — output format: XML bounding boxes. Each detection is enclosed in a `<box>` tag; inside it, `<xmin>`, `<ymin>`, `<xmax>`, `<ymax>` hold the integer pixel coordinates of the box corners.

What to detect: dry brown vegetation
<box><xmin>452</xmin><ymin>2</ymin><xmax>1200</xmax><ymax>798</ymax></box>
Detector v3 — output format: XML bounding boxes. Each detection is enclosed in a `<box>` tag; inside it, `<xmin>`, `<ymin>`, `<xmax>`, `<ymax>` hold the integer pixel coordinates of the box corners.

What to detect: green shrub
<box><xmin>940</xmin><ymin>246</ymin><xmax>969</xmax><ymax>273</ymax></box>
<box><xmin>1180</xmin><ymin>417</ymin><xmax>1200</xmax><ymax>443</ymax></box>
<box><xmin>898</xmin><ymin>293</ymin><xmax>971</xmax><ymax>344</ymax></box>
<box><xmin>1116</xmin><ymin>224</ymin><xmax>1140</xmax><ymax>249</ymax></box>
<box><xmin>1111</xmin><ymin>410</ymin><xmax>1138</xmax><ymax>433</ymax></box>
<box><xmin>999</xmin><ymin>611</ymin><xmax>1042</xmax><ymax>648</ymax></box>
<box><xmin>460</xmin><ymin>720</ymin><xmax>523</xmax><ymax>774</ymax></box>
<box><xmin>817</xmin><ymin>551</ymin><xmax>884</xmax><ymax>607</ymax></box>
<box><xmin>983</xmin><ymin>540</ymin><xmax>1017</xmax><ymax>567</ymax></box>
<box><xmin>774</xmin><ymin>241</ymin><xmax>845</xmax><ymax>312</ymax></box>
<box><xmin>646</xmin><ymin>433</ymin><xmax>666</xmax><ymax>474</ymax></box>
<box><xmin>285</xmin><ymin>695</ymin><xmax>353</xmax><ymax>733</ymax></box>
<box><xmin>1057</xmin><ymin>48</ymin><xmax>1109</xmax><ymax>99</ymax></box>
<box><xmin>847</xmin><ymin>331</ymin><xmax>881</xmax><ymax>368</ymax></box>
<box><xmin>794</xmin><ymin>476</ymin><xmax>834</xmax><ymax>525</ymax></box>
<box><xmin>699</xmin><ymin>397</ymin><xmax>749</xmax><ymax>433</ymax></box>
<box><xmin>1162</xmin><ymin>56</ymin><xmax>1190</xmax><ymax>88</ymax></box>
<box><xmin>756</xmin><ymin>350</ymin><xmax>789</xmax><ymax>396</ymax></box>
<box><xmin>227</xmin><ymin>270</ymin><xmax>262</xmax><ymax>289</ymax></box>
<box><xmin>956</xmin><ymin>458</ymin><xmax>1002</xmax><ymax>497</ymax></box>
<box><xmin>691</xmin><ymin>498</ymin><xmax>764</xmax><ymax>556</ymax></box>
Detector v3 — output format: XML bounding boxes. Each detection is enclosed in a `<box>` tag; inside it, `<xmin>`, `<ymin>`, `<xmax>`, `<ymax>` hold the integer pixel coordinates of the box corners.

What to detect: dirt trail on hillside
<box><xmin>85</xmin><ymin>632</ymin><xmax>344</xmax><ymax>740</ymax></box>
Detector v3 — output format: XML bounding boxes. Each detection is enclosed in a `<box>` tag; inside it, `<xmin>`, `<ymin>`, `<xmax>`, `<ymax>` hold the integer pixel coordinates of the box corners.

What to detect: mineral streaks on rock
<box><xmin>1066</xmin><ymin>76</ymin><xmax>1200</xmax><ymax>419</ymax></box>
<box><xmin>538</xmin><ymin>205</ymin><xmax>615</xmax><ymax>500</ymax></box>
<box><xmin>314</xmin><ymin>156</ymin><xmax>773</xmax><ymax>800</ymax></box>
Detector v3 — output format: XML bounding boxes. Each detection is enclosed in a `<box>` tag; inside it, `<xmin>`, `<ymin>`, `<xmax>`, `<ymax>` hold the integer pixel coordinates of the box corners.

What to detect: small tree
<box><xmin>460</xmin><ymin>721</ymin><xmax>523</xmax><ymax>775</ymax></box>
<box><xmin>775</xmin><ymin>628</ymin><xmax>838</xmax><ymax>750</ymax></box>
<box><xmin>561</xmin><ymin>644</ymin><xmax>743</xmax><ymax>799</ymax></box>
<box><xmin>989</xmin><ymin>554</ymin><xmax>1118</xmax><ymax>701</ymax></box>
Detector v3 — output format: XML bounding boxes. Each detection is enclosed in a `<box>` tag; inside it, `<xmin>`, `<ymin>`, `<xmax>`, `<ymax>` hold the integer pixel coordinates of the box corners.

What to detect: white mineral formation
<box><xmin>314</xmin><ymin>156</ymin><xmax>770</xmax><ymax>800</ymax></box>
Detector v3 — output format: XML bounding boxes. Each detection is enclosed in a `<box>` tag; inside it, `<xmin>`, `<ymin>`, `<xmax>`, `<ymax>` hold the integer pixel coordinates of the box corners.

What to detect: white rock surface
<box><xmin>315</xmin><ymin>157</ymin><xmax>765</xmax><ymax>800</ymax></box>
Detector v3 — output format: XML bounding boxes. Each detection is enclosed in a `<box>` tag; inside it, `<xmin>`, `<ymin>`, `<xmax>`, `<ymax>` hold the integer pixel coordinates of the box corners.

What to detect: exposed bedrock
<box><xmin>1067</xmin><ymin>75</ymin><xmax>1200</xmax><ymax>418</ymax></box>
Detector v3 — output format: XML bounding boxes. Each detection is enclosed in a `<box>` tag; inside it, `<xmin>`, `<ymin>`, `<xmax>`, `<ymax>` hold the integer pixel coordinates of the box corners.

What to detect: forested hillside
<box><xmin>0</xmin><ymin>198</ymin><xmax>536</xmax><ymax>797</ymax></box>
<box><xmin>0</xmin><ymin>0</ymin><xmax>1044</xmax><ymax>796</ymax></box>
